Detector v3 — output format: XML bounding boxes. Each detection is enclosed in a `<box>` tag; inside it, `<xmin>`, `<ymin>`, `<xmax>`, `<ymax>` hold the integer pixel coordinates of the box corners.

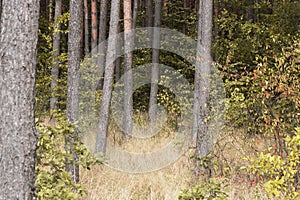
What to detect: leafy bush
<box><xmin>178</xmin><ymin>178</ymin><xmax>229</xmax><ymax>200</ymax></box>
<box><xmin>35</xmin><ymin>113</ymin><xmax>99</xmax><ymax>199</ymax></box>
<box><xmin>247</xmin><ymin>128</ymin><xmax>300</xmax><ymax>199</ymax></box>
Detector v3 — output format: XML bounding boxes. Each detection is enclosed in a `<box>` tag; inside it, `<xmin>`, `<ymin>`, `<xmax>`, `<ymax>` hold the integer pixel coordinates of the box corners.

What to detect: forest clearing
<box><xmin>0</xmin><ymin>0</ymin><xmax>299</xmax><ymax>199</ymax></box>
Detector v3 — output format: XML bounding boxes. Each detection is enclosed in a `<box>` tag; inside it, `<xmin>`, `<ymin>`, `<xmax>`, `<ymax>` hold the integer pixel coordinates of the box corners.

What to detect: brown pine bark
<box><xmin>91</xmin><ymin>0</ymin><xmax>98</xmax><ymax>53</ymax></box>
<box><xmin>84</xmin><ymin>0</ymin><xmax>89</xmax><ymax>54</ymax></box>
<box><xmin>49</xmin><ymin>0</ymin><xmax>53</xmax><ymax>21</ymax></box>
<box><xmin>0</xmin><ymin>0</ymin><xmax>39</xmax><ymax>198</ymax></box>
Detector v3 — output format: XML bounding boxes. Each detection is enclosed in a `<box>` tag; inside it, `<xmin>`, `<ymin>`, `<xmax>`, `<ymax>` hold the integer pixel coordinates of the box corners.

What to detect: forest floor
<box><xmin>78</xmin><ymin>121</ymin><xmax>277</xmax><ymax>200</ymax></box>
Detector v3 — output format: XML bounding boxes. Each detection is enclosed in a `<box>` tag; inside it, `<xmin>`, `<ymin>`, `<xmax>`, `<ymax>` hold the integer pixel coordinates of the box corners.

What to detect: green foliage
<box><xmin>162</xmin><ymin>0</ymin><xmax>197</xmax><ymax>37</ymax></box>
<box><xmin>225</xmin><ymin>39</ymin><xmax>300</xmax><ymax>137</ymax></box>
<box><xmin>247</xmin><ymin>128</ymin><xmax>300</xmax><ymax>199</ymax></box>
<box><xmin>35</xmin><ymin>113</ymin><xmax>100</xmax><ymax>200</ymax></box>
<box><xmin>36</xmin><ymin>13</ymin><xmax>70</xmax><ymax>117</ymax></box>
<box><xmin>178</xmin><ymin>178</ymin><xmax>229</xmax><ymax>200</ymax></box>
<box><xmin>36</xmin><ymin>17</ymin><xmax>53</xmax><ymax>116</ymax></box>
<box><xmin>214</xmin><ymin>0</ymin><xmax>300</xmax><ymax>135</ymax></box>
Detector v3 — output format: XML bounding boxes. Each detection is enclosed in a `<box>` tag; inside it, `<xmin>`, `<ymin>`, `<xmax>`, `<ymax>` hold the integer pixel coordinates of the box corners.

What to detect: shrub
<box><xmin>178</xmin><ymin>178</ymin><xmax>229</xmax><ymax>200</ymax></box>
<box><xmin>247</xmin><ymin>128</ymin><xmax>300</xmax><ymax>199</ymax></box>
<box><xmin>35</xmin><ymin>113</ymin><xmax>99</xmax><ymax>199</ymax></box>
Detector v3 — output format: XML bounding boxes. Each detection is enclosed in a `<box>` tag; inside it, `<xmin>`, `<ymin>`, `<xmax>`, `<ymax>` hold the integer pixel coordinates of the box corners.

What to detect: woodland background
<box><xmin>0</xmin><ymin>0</ymin><xmax>300</xmax><ymax>199</ymax></box>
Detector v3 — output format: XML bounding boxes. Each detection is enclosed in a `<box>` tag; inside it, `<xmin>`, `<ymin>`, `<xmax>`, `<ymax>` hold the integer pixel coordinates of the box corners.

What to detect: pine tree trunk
<box><xmin>149</xmin><ymin>0</ymin><xmax>162</xmax><ymax>123</ymax></box>
<box><xmin>123</xmin><ymin>0</ymin><xmax>134</xmax><ymax>137</ymax></box>
<box><xmin>91</xmin><ymin>0</ymin><xmax>98</xmax><ymax>53</ymax></box>
<box><xmin>97</xmin><ymin>0</ymin><xmax>108</xmax><ymax>89</ymax></box>
<box><xmin>142</xmin><ymin>0</ymin><xmax>146</xmax><ymax>26</ymax></box>
<box><xmin>0</xmin><ymin>0</ymin><xmax>39</xmax><ymax>198</ymax></box>
<box><xmin>133</xmin><ymin>0</ymin><xmax>139</xmax><ymax>30</ymax></box>
<box><xmin>183</xmin><ymin>0</ymin><xmax>188</xmax><ymax>34</ymax></box>
<box><xmin>66</xmin><ymin>0</ymin><xmax>83</xmax><ymax>183</ymax></box>
<box><xmin>193</xmin><ymin>0</ymin><xmax>213</xmax><ymax>176</ymax></box>
<box><xmin>49</xmin><ymin>0</ymin><xmax>53</xmax><ymax>21</ymax></box>
<box><xmin>84</xmin><ymin>0</ymin><xmax>89</xmax><ymax>54</ymax></box>
<box><xmin>95</xmin><ymin>0</ymin><xmax>120</xmax><ymax>154</ymax></box>
<box><xmin>0</xmin><ymin>0</ymin><xmax>2</xmax><ymax>30</ymax></box>
<box><xmin>147</xmin><ymin>0</ymin><xmax>153</xmax><ymax>38</ymax></box>
<box><xmin>115</xmin><ymin>21</ymin><xmax>121</xmax><ymax>82</ymax></box>
<box><xmin>50</xmin><ymin>0</ymin><xmax>62</xmax><ymax>112</ymax></box>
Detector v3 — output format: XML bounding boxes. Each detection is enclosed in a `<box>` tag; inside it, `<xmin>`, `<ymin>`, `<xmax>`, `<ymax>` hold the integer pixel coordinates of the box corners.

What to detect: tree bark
<box><xmin>91</xmin><ymin>0</ymin><xmax>98</xmax><ymax>53</ymax></box>
<box><xmin>133</xmin><ymin>0</ymin><xmax>139</xmax><ymax>30</ymax></box>
<box><xmin>84</xmin><ymin>0</ymin><xmax>89</xmax><ymax>55</ymax></box>
<box><xmin>123</xmin><ymin>0</ymin><xmax>134</xmax><ymax>137</ymax></box>
<box><xmin>115</xmin><ymin>18</ymin><xmax>121</xmax><ymax>82</ymax></box>
<box><xmin>183</xmin><ymin>0</ymin><xmax>188</xmax><ymax>34</ymax></box>
<box><xmin>142</xmin><ymin>0</ymin><xmax>146</xmax><ymax>26</ymax></box>
<box><xmin>0</xmin><ymin>0</ymin><xmax>39</xmax><ymax>198</ymax></box>
<box><xmin>49</xmin><ymin>0</ymin><xmax>53</xmax><ymax>21</ymax></box>
<box><xmin>0</xmin><ymin>0</ymin><xmax>3</xmax><ymax>24</ymax></box>
<box><xmin>193</xmin><ymin>0</ymin><xmax>213</xmax><ymax>175</ymax></box>
<box><xmin>50</xmin><ymin>0</ymin><xmax>62</xmax><ymax>112</ymax></box>
<box><xmin>147</xmin><ymin>0</ymin><xmax>153</xmax><ymax>37</ymax></box>
<box><xmin>66</xmin><ymin>0</ymin><xmax>82</xmax><ymax>183</ymax></box>
<box><xmin>149</xmin><ymin>0</ymin><xmax>162</xmax><ymax>123</ymax></box>
<box><xmin>95</xmin><ymin>0</ymin><xmax>120</xmax><ymax>154</ymax></box>
<box><xmin>97</xmin><ymin>0</ymin><xmax>108</xmax><ymax>89</ymax></box>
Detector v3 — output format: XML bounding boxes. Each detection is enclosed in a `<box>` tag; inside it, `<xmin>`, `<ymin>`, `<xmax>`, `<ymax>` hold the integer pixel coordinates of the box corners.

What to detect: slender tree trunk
<box><xmin>49</xmin><ymin>0</ymin><xmax>53</xmax><ymax>21</ymax></box>
<box><xmin>149</xmin><ymin>0</ymin><xmax>162</xmax><ymax>123</ymax></box>
<box><xmin>0</xmin><ymin>0</ymin><xmax>39</xmax><ymax>198</ymax></box>
<box><xmin>132</xmin><ymin>0</ymin><xmax>139</xmax><ymax>48</ymax></box>
<box><xmin>95</xmin><ymin>0</ymin><xmax>120</xmax><ymax>154</ymax></box>
<box><xmin>84</xmin><ymin>0</ymin><xmax>89</xmax><ymax>54</ymax></box>
<box><xmin>212</xmin><ymin>0</ymin><xmax>218</xmax><ymax>60</ymax></box>
<box><xmin>142</xmin><ymin>0</ymin><xmax>146</xmax><ymax>26</ymax></box>
<box><xmin>0</xmin><ymin>0</ymin><xmax>2</xmax><ymax>30</ymax></box>
<box><xmin>91</xmin><ymin>0</ymin><xmax>98</xmax><ymax>53</ymax></box>
<box><xmin>97</xmin><ymin>0</ymin><xmax>108</xmax><ymax>89</ymax></box>
<box><xmin>115</xmin><ymin>20</ymin><xmax>121</xmax><ymax>82</ymax></box>
<box><xmin>193</xmin><ymin>0</ymin><xmax>213</xmax><ymax>176</ymax></box>
<box><xmin>80</xmin><ymin>8</ymin><xmax>85</xmax><ymax>58</ymax></box>
<box><xmin>133</xmin><ymin>0</ymin><xmax>138</xmax><ymax>30</ymax></box>
<box><xmin>50</xmin><ymin>0</ymin><xmax>62</xmax><ymax>112</ymax></box>
<box><xmin>183</xmin><ymin>0</ymin><xmax>189</xmax><ymax>34</ymax></box>
<box><xmin>147</xmin><ymin>0</ymin><xmax>153</xmax><ymax>37</ymax></box>
<box><xmin>123</xmin><ymin>0</ymin><xmax>134</xmax><ymax>137</ymax></box>
<box><xmin>66</xmin><ymin>0</ymin><xmax>83</xmax><ymax>183</ymax></box>
<box><xmin>147</xmin><ymin>0</ymin><xmax>153</xmax><ymax>27</ymax></box>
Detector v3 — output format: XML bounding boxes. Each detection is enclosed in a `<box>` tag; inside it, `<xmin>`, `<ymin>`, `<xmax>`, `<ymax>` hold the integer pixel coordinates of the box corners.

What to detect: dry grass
<box><xmin>78</xmin><ymin>118</ymin><xmax>278</xmax><ymax>200</ymax></box>
<box><xmin>79</xmin><ymin>153</ymin><xmax>193</xmax><ymax>200</ymax></box>
<box><xmin>41</xmin><ymin>115</ymin><xmax>278</xmax><ymax>199</ymax></box>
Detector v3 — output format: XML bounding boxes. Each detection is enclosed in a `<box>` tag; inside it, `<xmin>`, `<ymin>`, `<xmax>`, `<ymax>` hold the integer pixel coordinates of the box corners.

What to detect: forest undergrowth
<box><xmin>78</xmin><ymin>116</ymin><xmax>278</xmax><ymax>200</ymax></box>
